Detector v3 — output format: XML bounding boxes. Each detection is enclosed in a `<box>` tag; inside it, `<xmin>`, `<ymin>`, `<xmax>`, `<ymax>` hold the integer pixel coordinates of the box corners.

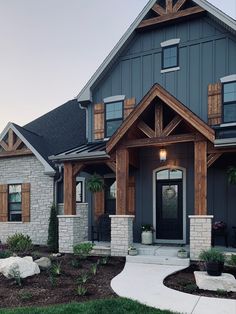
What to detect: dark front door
<box><xmin>156</xmin><ymin>179</ymin><xmax>183</xmax><ymax>240</ymax></box>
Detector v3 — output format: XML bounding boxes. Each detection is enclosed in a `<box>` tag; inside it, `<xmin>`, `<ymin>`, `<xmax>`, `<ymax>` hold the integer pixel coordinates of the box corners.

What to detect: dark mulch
<box><xmin>164</xmin><ymin>263</ymin><xmax>236</xmax><ymax>299</ymax></box>
<box><xmin>0</xmin><ymin>248</ymin><xmax>125</xmax><ymax>309</ymax></box>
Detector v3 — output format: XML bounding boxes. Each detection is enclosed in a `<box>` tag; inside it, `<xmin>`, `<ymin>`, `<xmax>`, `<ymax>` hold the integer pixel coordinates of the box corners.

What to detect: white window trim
<box><xmin>161</xmin><ymin>66</ymin><xmax>180</xmax><ymax>74</ymax></box>
<box><xmin>220</xmin><ymin>74</ymin><xmax>236</xmax><ymax>83</ymax></box>
<box><xmin>103</xmin><ymin>95</ymin><xmax>125</xmax><ymax>103</ymax></box>
<box><xmin>76</xmin><ymin>177</ymin><xmax>85</xmax><ymax>203</ymax></box>
<box><xmin>161</xmin><ymin>38</ymin><xmax>180</xmax><ymax>47</ymax></box>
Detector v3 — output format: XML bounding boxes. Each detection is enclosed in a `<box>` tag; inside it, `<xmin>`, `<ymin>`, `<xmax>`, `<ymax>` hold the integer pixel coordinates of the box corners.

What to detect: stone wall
<box><xmin>110</xmin><ymin>215</ymin><xmax>134</xmax><ymax>256</ymax></box>
<box><xmin>0</xmin><ymin>155</ymin><xmax>54</xmax><ymax>245</ymax></box>
<box><xmin>189</xmin><ymin>215</ymin><xmax>213</xmax><ymax>260</ymax></box>
<box><xmin>58</xmin><ymin>203</ymin><xmax>88</xmax><ymax>253</ymax></box>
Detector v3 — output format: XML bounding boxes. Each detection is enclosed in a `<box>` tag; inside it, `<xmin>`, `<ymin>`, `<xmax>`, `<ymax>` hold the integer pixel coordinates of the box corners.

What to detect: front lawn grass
<box><xmin>0</xmin><ymin>298</ymin><xmax>178</xmax><ymax>314</ymax></box>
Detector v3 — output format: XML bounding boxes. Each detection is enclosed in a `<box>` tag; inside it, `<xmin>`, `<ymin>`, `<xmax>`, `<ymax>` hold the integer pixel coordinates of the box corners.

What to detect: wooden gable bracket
<box><xmin>161</xmin><ymin>115</ymin><xmax>183</xmax><ymax>137</ymax></box>
<box><xmin>106</xmin><ymin>161</ymin><xmax>116</xmax><ymax>173</ymax></box>
<box><xmin>0</xmin><ymin>128</ymin><xmax>32</xmax><ymax>158</ymax></box>
<box><xmin>207</xmin><ymin>153</ymin><xmax>222</xmax><ymax>168</ymax></box>
<box><xmin>138</xmin><ymin>0</ymin><xmax>205</xmax><ymax>30</ymax></box>
<box><xmin>137</xmin><ymin>121</ymin><xmax>155</xmax><ymax>138</ymax></box>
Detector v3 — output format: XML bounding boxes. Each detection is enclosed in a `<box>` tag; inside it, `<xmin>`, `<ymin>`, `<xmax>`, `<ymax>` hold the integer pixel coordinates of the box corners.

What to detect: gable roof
<box><xmin>77</xmin><ymin>0</ymin><xmax>236</xmax><ymax>103</ymax></box>
<box><xmin>106</xmin><ymin>83</ymin><xmax>215</xmax><ymax>153</ymax></box>
<box><xmin>0</xmin><ymin>99</ymin><xmax>86</xmax><ymax>175</ymax></box>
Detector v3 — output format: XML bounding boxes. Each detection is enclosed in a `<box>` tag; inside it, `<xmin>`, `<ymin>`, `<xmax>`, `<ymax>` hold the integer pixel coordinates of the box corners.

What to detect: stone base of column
<box><xmin>189</xmin><ymin>215</ymin><xmax>213</xmax><ymax>260</ymax></box>
<box><xmin>110</xmin><ymin>215</ymin><xmax>134</xmax><ymax>257</ymax></box>
<box><xmin>58</xmin><ymin>203</ymin><xmax>88</xmax><ymax>253</ymax></box>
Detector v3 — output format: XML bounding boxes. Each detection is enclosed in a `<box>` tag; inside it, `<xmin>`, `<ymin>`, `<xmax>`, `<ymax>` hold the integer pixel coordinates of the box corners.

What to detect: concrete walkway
<box><xmin>111</xmin><ymin>262</ymin><xmax>236</xmax><ymax>314</ymax></box>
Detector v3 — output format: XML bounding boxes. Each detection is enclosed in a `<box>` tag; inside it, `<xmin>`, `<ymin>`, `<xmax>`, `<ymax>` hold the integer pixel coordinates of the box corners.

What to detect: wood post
<box><xmin>64</xmin><ymin>162</ymin><xmax>76</xmax><ymax>215</ymax></box>
<box><xmin>116</xmin><ymin>148</ymin><xmax>129</xmax><ymax>215</ymax></box>
<box><xmin>194</xmin><ymin>140</ymin><xmax>207</xmax><ymax>215</ymax></box>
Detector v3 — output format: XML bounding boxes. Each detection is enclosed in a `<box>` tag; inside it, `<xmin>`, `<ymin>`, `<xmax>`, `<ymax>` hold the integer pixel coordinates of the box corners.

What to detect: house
<box><xmin>0</xmin><ymin>100</ymin><xmax>86</xmax><ymax>245</ymax></box>
<box><xmin>0</xmin><ymin>0</ymin><xmax>236</xmax><ymax>260</ymax></box>
<box><xmin>50</xmin><ymin>0</ymin><xmax>236</xmax><ymax>259</ymax></box>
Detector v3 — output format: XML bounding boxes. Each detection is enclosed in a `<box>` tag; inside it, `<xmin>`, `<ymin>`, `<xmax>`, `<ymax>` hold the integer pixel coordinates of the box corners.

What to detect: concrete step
<box><xmin>90</xmin><ymin>245</ymin><xmax>111</xmax><ymax>256</ymax></box>
<box><xmin>126</xmin><ymin>255</ymin><xmax>190</xmax><ymax>267</ymax></box>
<box><xmin>137</xmin><ymin>247</ymin><xmax>180</xmax><ymax>257</ymax></box>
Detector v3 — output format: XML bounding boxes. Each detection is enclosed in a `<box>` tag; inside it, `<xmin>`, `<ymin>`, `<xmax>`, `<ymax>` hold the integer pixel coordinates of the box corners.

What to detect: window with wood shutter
<box><xmin>208</xmin><ymin>82</ymin><xmax>222</xmax><ymax>126</ymax></box>
<box><xmin>93</xmin><ymin>98</ymin><xmax>136</xmax><ymax>140</ymax></box>
<box><xmin>0</xmin><ymin>184</ymin><xmax>8</xmax><ymax>222</ymax></box>
<box><xmin>22</xmin><ymin>183</ymin><xmax>30</xmax><ymax>223</ymax></box>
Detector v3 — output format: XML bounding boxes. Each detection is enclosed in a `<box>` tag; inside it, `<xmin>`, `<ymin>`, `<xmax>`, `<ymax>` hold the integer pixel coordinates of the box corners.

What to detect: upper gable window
<box><xmin>105</xmin><ymin>101</ymin><xmax>123</xmax><ymax>137</ymax></box>
<box><xmin>223</xmin><ymin>81</ymin><xmax>236</xmax><ymax>123</ymax></box>
<box><xmin>161</xmin><ymin>39</ymin><xmax>180</xmax><ymax>73</ymax></box>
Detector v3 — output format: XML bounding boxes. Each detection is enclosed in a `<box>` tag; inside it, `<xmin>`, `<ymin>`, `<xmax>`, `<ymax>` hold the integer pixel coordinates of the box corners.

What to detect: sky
<box><xmin>0</xmin><ymin>0</ymin><xmax>235</xmax><ymax>129</ymax></box>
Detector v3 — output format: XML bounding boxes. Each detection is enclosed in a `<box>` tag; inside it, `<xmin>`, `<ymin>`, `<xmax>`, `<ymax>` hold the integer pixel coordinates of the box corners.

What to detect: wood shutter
<box><xmin>0</xmin><ymin>184</ymin><xmax>8</xmax><ymax>222</ymax></box>
<box><xmin>208</xmin><ymin>83</ymin><xmax>222</xmax><ymax>126</ymax></box>
<box><xmin>94</xmin><ymin>103</ymin><xmax>104</xmax><ymax>140</ymax></box>
<box><xmin>22</xmin><ymin>183</ymin><xmax>30</xmax><ymax>222</ymax></box>
<box><xmin>127</xmin><ymin>176</ymin><xmax>135</xmax><ymax>215</ymax></box>
<box><xmin>94</xmin><ymin>190</ymin><xmax>104</xmax><ymax>222</ymax></box>
<box><xmin>124</xmin><ymin>98</ymin><xmax>136</xmax><ymax>119</ymax></box>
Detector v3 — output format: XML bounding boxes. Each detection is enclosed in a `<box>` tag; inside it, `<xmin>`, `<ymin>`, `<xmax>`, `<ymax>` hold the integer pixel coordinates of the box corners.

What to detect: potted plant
<box><xmin>87</xmin><ymin>173</ymin><xmax>104</xmax><ymax>193</ymax></box>
<box><xmin>177</xmin><ymin>248</ymin><xmax>188</xmax><ymax>259</ymax></box>
<box><xmin>141</xmin><ymin>224</ymin><xmax>154</xmax><ymax>245</ymax></box>
<box><xmin>199</xmin><ymin>248</ymin><xmax>225</xmax><ymax>276</ymax></box>
<box><xmin>128</xmin><ymin>246</ymin><xmax>138</xmax><ymax>256</ymax></box>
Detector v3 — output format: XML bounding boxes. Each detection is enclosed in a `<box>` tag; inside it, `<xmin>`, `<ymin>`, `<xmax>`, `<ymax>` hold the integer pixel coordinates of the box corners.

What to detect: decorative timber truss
<box><xmin>137</xmin><ymin>0</ymin><xmax>205</xmax><ymax>29</ymax></box>
<box><xmin>0</xmin><ymin>129</ymin><xmax>32</xmax><ymax>158</ymax></box>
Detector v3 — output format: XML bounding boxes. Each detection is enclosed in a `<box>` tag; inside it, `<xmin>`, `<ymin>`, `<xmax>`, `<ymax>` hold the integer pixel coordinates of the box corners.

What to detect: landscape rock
<box><xmin>0</xmin><ymin>256</ymin><xmax>40</xmax><ymax>279</ymax></box>
<box><xmin>194</xmin><ymin>271</ymin><xmax>236</xmax><ymax>292</ymax></box>
<box><xmin>35</xmin><ymin>257</ymin><xmax>51</xmax><ymax>269</ymax></box>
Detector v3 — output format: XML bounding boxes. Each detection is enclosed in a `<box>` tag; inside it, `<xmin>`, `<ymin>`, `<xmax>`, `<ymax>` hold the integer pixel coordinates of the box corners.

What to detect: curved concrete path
<box><xmin>111</xmin><ymin>262</ymin><xmax>236</xmax><ymax>314</ymax></box>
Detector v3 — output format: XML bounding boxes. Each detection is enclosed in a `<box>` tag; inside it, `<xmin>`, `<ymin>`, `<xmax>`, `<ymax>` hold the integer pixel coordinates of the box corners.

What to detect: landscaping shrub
<box><xmin>0</xmin><ymin>250</ymin><xmax>11</xmax><ymax>258</ymax></box>
<box><xmin>73</xmin><ymin>242</ymin><xmax>94</xmax><ymax>259</ymax></box>
<box><xmin>77</xmin><ymin>272</ymin><xmax>90</xmax><ymax>284</ymax></box>
<box><xmin>76</xmin><ymin>284</ymin><xmax>87</xmax><ymax>296</ymax></box>
<box><xmin>199</xmin><ymin>248</ymin><xmax>225</xmax><ymax>263</ymax></box>
<box><xmin>90</xmin><ymin>263</ymin><xmax>98</xmax><ymax>275</ymax></box>
<box><xmin>47</xmin><ymin>204</ymin><xmax>58</xmax><ymax>252</ymax></box>
<box><xmin>50</xmin><ymin>261</ymin><xmax>62</xmax><ymax>276</ymax></box>
<box><xmin>6</xmin><ymin>233</ymin><xmax>32</xmax><ymax>254</ymax></box>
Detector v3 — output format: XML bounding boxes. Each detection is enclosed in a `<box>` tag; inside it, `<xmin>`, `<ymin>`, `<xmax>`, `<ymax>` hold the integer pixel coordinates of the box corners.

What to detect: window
<box><xmin>162</xmin><ymin>45</ymin><xmax>178</xmax><ymax>70</ymax></box>
<box><xmin>223</xmin><ymin>81</ymin><xmax>236</xmax><ymax>123</ymax></box>
<box><xmin>8</xmin><ymin>184</ymin><xmax>22</xmax><ymax>222</ymax></box>
<box><xmin>105</xmin><ymin>101</ymin><xmax>123</xmax><ymax>137</ymax></box>
<box><xmin>76</xmin><ymin>178</ymin><xmax>85</xmax><ymax>203</ymax></box>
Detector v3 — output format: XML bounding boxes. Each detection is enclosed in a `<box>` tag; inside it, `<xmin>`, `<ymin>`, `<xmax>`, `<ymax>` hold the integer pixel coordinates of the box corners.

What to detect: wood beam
<box><xmin>207</xmin><ymin>153</ymin><xmax>222</xmax><ymax>168</ymax></box>
<box><xmin>0</xmin><ymin>149</ymin><xmax>32</xmax><ymax>158</ymax></box>
<box><xmin>106</xmin><ymin>161</ymin><xmax>116</xmax><ymax>173</ymax></box>
<box><xmin>64</xmin><ymin>162</ymin><xmax>76</xmax><ymax>215</ymax></box>
<box><xmin>208</xmin><ymin>147</ymin><xmax>236</xmax><ymax>154</ymax></box>
<box><xmin>152</xmin><ymin>3</ymin><xmax>166</xmax><ymax>16</ymax></box>
<box><xmin>166</xmin><ymin>0</ymin><xmax>173</xmax><ymax>13</ymax></box>
<box><xmin>116</xmin><ymin>148</ymin><xmax>129</xmax><ymax>215</ymax></box>
<box><xmin>161</xmin><ymin>116</ymin><xmax>182</xmax><ymax>137</ymax></box>
<box><xmin>0</xmin><ymin>140</ymin><xmax>9</xmax><ymax>151</ymax></box>
<box><xmin>155</xmin><ymin>103</ymin><xmax>163</xmax><ymax>137</ymax></box>
<box><xmin>8</xmin><ymin>129</ymin><xmax>14</xmax><ymax>150</ymax></box>
<box><xmin>72</xmin><ymin>163</ymin><xmax>85</xmax><ymax>177</ymax></box>
<box><xmin>137</xmin><ymin>121</ymin><xmax>155</xmax><ymax>138</ymax></box>
<box><xmin>12</xmin><ymin>138</ymin><xmax>23</xmax><ymax>151</ymax></box>
<box><xmin>194</xmin><ymin>141</ymin><xmax>207</xmax><ymax>215</ymax></box>
<box><xmin>124</xmin><ymin>133</ymin><xmax>196</xmax><ymax>149</ymax></box>
<box><xmin>173</xmin><ymin>0</ymin><xmax>187</xmax><ymax>12</ymax></box>
<box><xmin>138</xmin><ymin>6</ymin><xmax>205</xmax><ymax>29</ymax></box>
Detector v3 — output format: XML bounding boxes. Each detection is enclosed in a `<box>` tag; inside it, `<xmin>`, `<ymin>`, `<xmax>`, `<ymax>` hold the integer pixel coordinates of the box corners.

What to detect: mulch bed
<box><xmin>164</xmin><ymin>263</ymin><xmax>236</xmax><ymax>299</ymax></box>
<box><xmin>0</xmin><ymin>247</ymin><xmax>125</xmax><ymax>309</ymax></box>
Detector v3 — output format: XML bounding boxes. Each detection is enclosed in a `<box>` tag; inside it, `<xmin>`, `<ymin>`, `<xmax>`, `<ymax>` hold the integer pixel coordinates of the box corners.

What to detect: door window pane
<box><xmin>162</xmin><ymin>185</ymin><xmax>178</xmax><ymax>219</ymax></box>
<box><xmin>156</xmin><ymin>169</ymin><xmax>182</xmax><ymax>180</ymax></box>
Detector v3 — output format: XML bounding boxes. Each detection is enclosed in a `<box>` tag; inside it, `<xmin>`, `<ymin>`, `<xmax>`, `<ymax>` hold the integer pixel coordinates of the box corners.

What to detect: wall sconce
<box><xmin>159</xmin><ymin>148</ymin><xmax>167</xmax><ymax>162</ymax></box>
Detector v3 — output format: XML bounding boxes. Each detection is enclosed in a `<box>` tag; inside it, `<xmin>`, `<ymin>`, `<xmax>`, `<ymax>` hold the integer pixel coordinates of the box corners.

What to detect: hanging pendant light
<box><xmin>159</xmin><ymin>148</ymin><xmax>167</xmax><ymax>162</ymax></box>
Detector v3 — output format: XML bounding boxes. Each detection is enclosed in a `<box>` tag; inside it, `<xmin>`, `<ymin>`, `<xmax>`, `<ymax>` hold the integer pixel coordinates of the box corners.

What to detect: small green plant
<box><xmin>100</xmin><ymin>256</ymin><xmax>109</xmax><ymax>265</ymax></box>
<box><xmin>184</xmin><ymin>283</ymin><xmax>198</xmax><ymax>293</ymax></box>
<box><xmin>47</xmin><ymin>204</ymin><xmax>58</xmax><ymax>252</ymax></box>
<box><xmin>76</xmin><ymin>284</ymin><xmax>87</xmax><ymax>296</ymax></box>
<box><xmin>71</xmin><ymin>259</ymin><xmax>81</xmax><ymax>269</ymax></box>
<box><xmin>86</xmin><ymin>173</ymin><xmax>104</xmax><ymax>193</ymax></box>
<box><xmin>9</xmin><ymin>267</ymin><xmax>22</xmax><ymax>287</ymax></box>
<box><xmin>199</xmin><ymin>248</ymin><xmax>225</xmax><ymax>263</ymax></box>
<box><xmin>0</xmin><ymin>250</ymin><xmax>11</xmax><ymax>258</ymax></box>
<box><xmin>217</xmin><ymin>289</ymin><xmax>228</xmax><ymax>296</ymax></box>
<box><xmin>51</xmin><ymin>261</ymin><xmax>62</xmax><ymax>276</ymax></box>
<box><xmin>77</xmin><ymin>272</ymin><xmax>90</xmax><ymax>284</ymax></box>
<box><xmin>73</xmin><ymin>242</ymin><xmax>94</xmax><ymax>259</ymax></box>
<box><xmin>91</xmin><ymin>263</ymin><xmax>98</xmax><ymax>275</ymax></box>
<box><xmin>18</xmin><ymin>291</ymin><xmax>32</xmax><ymax>301</ymax></box>
<box><xmin>228</xmin><ymin>254</ymin><xmax>236</xmax><ymax>266</ymax></box>
<box><xmin>141</xmin><ymin>224</ymin><xmax>154</xmax><ymax>232</ymax></box>
<box><xmin>6</xmin><ymin>233</ymin><xmax>32</xmax><ymax>254</ymax></box>
<box><xmin>49</xmin><ymin>273</ymin><xmax>57</xmax><ymax>287</ymax></box>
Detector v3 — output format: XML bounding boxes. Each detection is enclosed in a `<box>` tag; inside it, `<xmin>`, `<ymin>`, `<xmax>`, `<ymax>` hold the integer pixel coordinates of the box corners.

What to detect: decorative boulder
<box><xmin>0</xmin><ymin>256</ymin><xmax>40</xmax><ymax>279</ymax></box>
<box><xmin>35</xmin><ymin>257</ymin><xmax>51</xmax><ymax>270</ymax></box>
<box><xmin>194</xmin><ymin>271</ymin><xmax>236</xmax><ymax>292</ymax></box>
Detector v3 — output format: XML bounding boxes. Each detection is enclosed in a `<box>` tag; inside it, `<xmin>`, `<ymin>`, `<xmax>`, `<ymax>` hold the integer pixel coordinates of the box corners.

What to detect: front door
<box><xmin>155</xmin><ymin>169</ymin><xmax>184</xmax><ymax>242</ymax></box>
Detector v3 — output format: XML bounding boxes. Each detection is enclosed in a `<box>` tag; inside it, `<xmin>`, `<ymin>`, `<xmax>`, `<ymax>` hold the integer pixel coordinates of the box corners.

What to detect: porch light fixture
<box><xmin>159</xmin><ymin>148</ymin><xmax>167</xmax><ymax>162</ymax></box>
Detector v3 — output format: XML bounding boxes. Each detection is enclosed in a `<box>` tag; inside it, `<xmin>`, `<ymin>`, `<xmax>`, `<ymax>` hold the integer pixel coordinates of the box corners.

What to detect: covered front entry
<box><xmin>153</xmin><ymin>167</ymin><xmax>186</xmax><ymax>244</ymax></box>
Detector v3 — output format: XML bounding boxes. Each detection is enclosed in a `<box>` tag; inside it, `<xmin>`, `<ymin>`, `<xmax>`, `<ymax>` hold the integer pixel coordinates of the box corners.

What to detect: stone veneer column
<box><xmin>110</xmin><ymin>215</ymin><xmax>134</xmax><ymax>256</ymax></box>
<box><xmin>189</xmin><ymin>215</ymin><xmax>213</xmax><ymax>260</ymax></box>
<box><xmin>58</xmin><ymin>203</ymin><xmax>88</xmax><ymax>253</ymax></box>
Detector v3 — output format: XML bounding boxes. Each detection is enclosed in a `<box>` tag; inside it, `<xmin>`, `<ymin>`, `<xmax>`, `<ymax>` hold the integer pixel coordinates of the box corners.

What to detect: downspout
<box><xmin>54</xmin><ymin>164</ymin><xmax>63</xmax><ymax>206</ymax></box>
<box><xmin>79</xmin><ymin>102</ymin><xmax>88</xmax><ymax>141</ymax></box>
